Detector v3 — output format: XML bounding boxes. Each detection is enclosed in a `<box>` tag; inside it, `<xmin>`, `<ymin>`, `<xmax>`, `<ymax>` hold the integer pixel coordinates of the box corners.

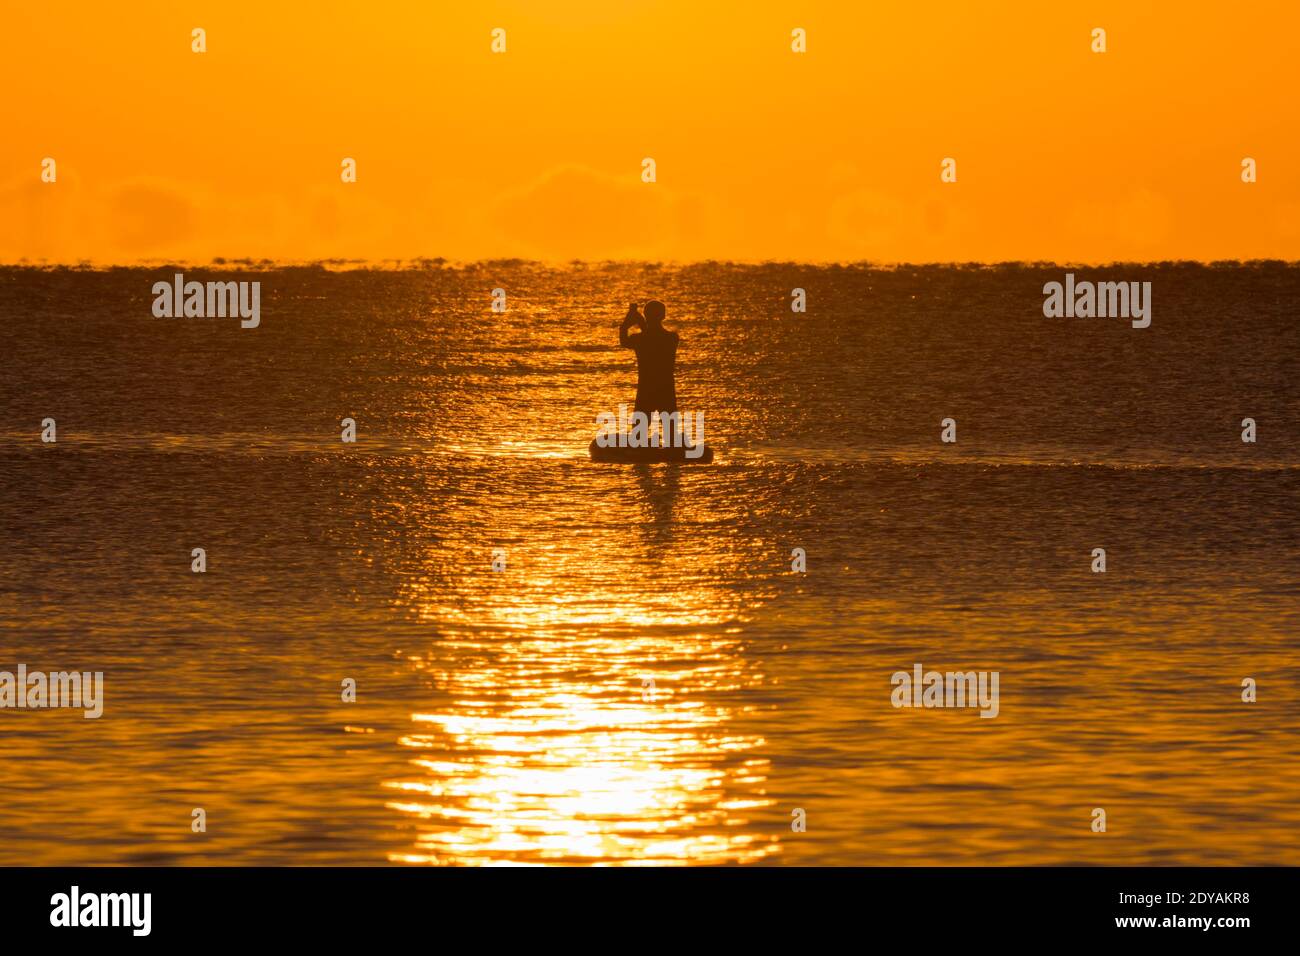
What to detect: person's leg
<box><xmin>652</xmin><ymin>407</ymin><xmax>685</xmax><ymax>447</ymax></box>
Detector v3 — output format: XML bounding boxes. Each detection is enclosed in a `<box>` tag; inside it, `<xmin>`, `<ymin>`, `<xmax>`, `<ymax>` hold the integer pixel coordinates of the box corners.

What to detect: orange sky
<box><xmin>2</xmin><ymin>1</ymin><xmax>1297</xmax><ymax>264</ymax></box>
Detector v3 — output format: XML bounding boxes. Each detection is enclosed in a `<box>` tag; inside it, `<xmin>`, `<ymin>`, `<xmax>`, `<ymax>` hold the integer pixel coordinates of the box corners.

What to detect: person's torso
<box><xmin>634</xmin><ymin>330</ymin><xmax>678</xmax><ymax>381</ymax></box>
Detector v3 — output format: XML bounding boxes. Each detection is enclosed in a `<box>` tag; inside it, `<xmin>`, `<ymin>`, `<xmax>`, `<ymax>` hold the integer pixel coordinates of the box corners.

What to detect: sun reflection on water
<box><xmin>385</xmin><ymin>618</ymin><xmax>778</xmax><ymax>865</ymax></box>
<box><xmin>374</xmin><ymin>369</ymin><xmax>785</xmax><ymax>865</ymax></box>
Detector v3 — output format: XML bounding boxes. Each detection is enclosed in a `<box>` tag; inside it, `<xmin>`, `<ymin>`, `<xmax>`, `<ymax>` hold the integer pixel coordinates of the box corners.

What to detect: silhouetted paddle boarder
<box><xmin>619</xmin><ymin>300</ymin><xmax>678</xmax><ymax>418</ymax></box>
<box><xmin>591</xmin><ymin>299</ymin><xmax>711</xmax><ymax>462</ymax></box>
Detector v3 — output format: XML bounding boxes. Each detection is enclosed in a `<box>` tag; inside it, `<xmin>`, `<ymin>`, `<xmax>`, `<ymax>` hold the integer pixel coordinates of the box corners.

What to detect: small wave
<box><xmin>3</xmin><ymin>433</ymin><xmax>1295</xmax><ymax>471</ymax></box>
<box><xmin>719</xmin><ymin>444</ymin><xmax>1300</xmax><ymax>472</ymax></box>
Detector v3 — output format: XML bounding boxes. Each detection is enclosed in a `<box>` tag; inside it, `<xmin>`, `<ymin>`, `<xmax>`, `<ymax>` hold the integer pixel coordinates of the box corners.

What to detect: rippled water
<box><xmin>1</xmin><ymin>263</ymin><xmax>1298</xmax><ymax>865</ymax></box>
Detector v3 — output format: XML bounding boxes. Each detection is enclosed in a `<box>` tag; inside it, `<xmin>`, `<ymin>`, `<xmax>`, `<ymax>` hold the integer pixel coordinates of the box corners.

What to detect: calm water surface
<box><xmin>1</xmin><ymin>263</ymin><xmax>1297</xmax><ymax>864</ymax></box>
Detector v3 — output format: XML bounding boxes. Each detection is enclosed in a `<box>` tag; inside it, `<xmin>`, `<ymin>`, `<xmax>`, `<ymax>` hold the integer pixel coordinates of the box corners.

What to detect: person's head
<box><xmin>644</xmin><ymin>300</ymin><xmax>666</xmax><ymax>329</ymax></box>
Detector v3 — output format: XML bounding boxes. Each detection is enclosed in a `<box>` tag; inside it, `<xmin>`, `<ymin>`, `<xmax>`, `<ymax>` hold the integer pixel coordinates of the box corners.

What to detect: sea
<box><xmin>1</xmin><ymin>261</ymin><xmax>1297</xmax><ymax>865</ymax></box>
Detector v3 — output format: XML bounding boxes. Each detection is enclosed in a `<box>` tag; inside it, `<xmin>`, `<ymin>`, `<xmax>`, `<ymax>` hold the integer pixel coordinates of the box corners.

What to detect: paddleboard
<box><xmin>588</xmin><ymin>437</ymin><xmax>714</xmax><ymax>464</ymax></box>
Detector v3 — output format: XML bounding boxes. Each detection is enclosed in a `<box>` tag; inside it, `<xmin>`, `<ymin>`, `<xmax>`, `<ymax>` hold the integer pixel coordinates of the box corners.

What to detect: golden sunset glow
<box><xmin>3</xmin><ymin>1</ymin><xmax>1297</xmax><ymax>264</ymax></box>
<box><xmin>4</xmin><ymin>0</ymin><xmax>1300</xmax><ymax>887</ymax></box>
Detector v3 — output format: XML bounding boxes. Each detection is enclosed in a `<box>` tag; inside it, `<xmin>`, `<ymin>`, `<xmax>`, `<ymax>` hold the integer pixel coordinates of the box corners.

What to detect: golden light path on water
<box><xmin>383</xmin><ymin>447</ymin><xmax>780</xmax><ymax>866</ymax></box>
<box><xmin>385</xmin><ymin>628</ymin><xmax>776</xmax><ymax>864</ymax></box>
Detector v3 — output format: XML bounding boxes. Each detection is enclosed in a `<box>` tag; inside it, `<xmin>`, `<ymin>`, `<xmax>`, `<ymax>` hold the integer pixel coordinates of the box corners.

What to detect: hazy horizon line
<box><xmin>3</xmin><ymin>257</ymin><xmax>1299</xmax><ymax>272</ymax></box>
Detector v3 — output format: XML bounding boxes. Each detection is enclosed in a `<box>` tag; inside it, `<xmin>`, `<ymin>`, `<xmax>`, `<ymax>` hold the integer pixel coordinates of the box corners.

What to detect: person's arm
<box><xmin>619</xmin><ymin>303</ymin><xmax>642</xmax><ymax>348</ymax></box>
